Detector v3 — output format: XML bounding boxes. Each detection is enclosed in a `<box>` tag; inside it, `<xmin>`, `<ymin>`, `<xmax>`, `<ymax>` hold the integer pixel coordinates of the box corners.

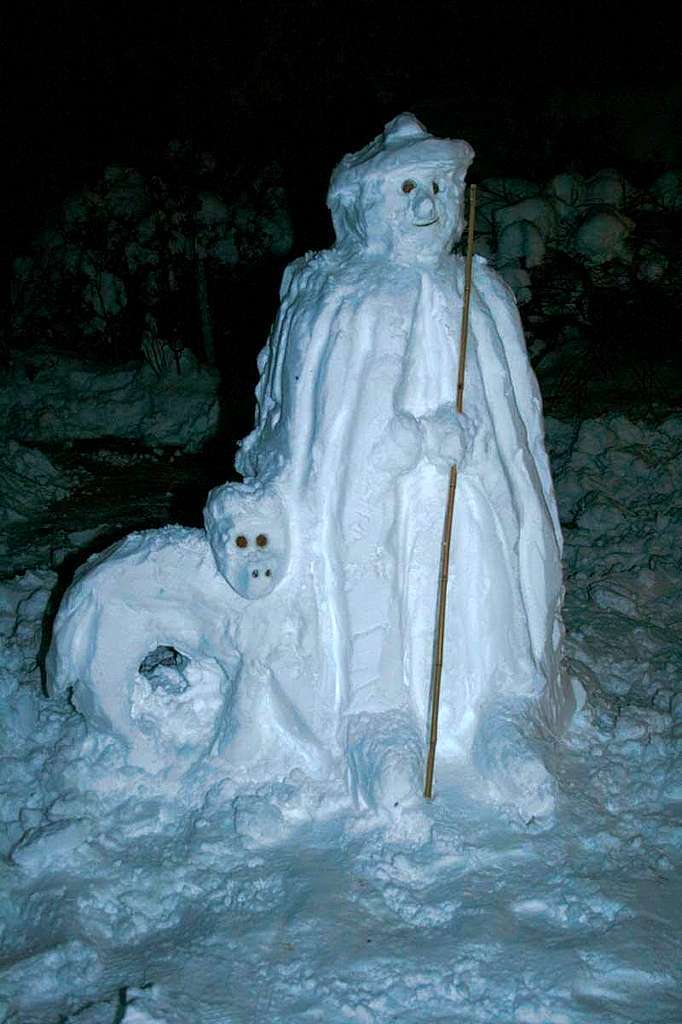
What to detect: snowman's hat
<box><xmin>327</xmin><ymin>113</ymin><xmax>474</xmax><ymax>208</ymax></box>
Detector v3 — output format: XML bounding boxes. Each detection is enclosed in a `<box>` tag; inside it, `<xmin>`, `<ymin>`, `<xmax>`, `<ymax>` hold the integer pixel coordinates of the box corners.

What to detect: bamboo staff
<box><xmin>424</xmin><ymin>184</ymin><xmax>477</xmax><ymax>799</ymax></box>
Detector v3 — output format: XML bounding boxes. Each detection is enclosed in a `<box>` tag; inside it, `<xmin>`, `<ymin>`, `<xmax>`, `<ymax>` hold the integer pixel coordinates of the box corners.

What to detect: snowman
<box><xmin>49</xmin><ymin>114</ymin><xmax>579</xmax><ymax>818</ymax></box>
<box><xmin>230</xmin><ymin>113</ymin><xmax>578</xmax><ymax>815</ymax></box>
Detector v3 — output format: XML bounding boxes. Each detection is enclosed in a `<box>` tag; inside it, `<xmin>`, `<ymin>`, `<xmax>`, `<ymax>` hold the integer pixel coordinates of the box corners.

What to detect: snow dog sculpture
<box><xmin>48</xmin><ymin>114</ymin><xmax>580</xmax><ymax>817</ymax></box>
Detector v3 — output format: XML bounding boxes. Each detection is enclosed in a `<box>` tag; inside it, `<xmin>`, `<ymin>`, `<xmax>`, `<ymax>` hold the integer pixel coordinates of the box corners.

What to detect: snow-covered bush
<box><xmin>582</xmin><ymin>168</ymin><xmax>632</xmax><ymax>209</ymax></box>
<box><xmin>471</xmin><ymin>165</ymin><xmax>682</xmax><ymax>414</ymax></box>
<box><xmin>650</xmin><ymin>170</ymin><xmax>682</xmax><ymax>211</ymax></box>
<box><xmin>9</xmin><ymin>150</ymin><xmax>293</xmax><ymax>369</ymax></box>
<box><xmin>494</xmin><ymin>195</ymin><xmax>560</xmax><ymax>242</ymax></box>
<box><xmin>573</xmin><ymin>207</ymin><xmax>634</xmax><ymax>265</ymax></box>
<box><xmin>545</xmin><ymin>172</ymin><xmax>585</xmax><ymax>212</ymax></box>
<box><xmin>0</xmin><ymin>346</ymin><xmax>220</xmax><ymax>452</ymax></box>
<box><xmin>497</xmin><ymin>220</ymin><xmax>546</xmax><ymax>268</ymax></box>
<box><xmin>476</xmin><ymin>167</ymin><xmax>652</xmax><ymax>300</ymax></box>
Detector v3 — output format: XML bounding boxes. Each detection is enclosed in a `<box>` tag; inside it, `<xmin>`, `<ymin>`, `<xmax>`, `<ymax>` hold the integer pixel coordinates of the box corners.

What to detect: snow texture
<box><xmin>47</xmin><ymin>114</ymin><xmax>576</xmax><ymax>819</ymax></box>
<box><xmin>1</xmin><ymin>406</ymin><xmax>681</xmax><ymax>1021</ymax></box>
<box><xmin>0</xmin><ymin>443</ymin><xmax>74</xmax><ymax>525</ymax></box>
<box><xmin>0</xmin><ymin>348</ymin><xmax>220</xmax><ymax>452</ymax></box>
<box><xmin>1</xmin><ymin>123</ymin><xmax>680</xmax><ymax>1024</ymax></box>
<box><xmin>471</xmin><ymin>165</ymin><xmax>682</xmax><ymax>311</ymax></box>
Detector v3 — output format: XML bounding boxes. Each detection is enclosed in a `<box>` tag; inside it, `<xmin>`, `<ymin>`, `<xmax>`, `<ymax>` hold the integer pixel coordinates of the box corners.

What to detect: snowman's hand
<box><xmin>421</xmin><ymin>405</ymin><xmax>476</xmax><ymax>470</ymax></box>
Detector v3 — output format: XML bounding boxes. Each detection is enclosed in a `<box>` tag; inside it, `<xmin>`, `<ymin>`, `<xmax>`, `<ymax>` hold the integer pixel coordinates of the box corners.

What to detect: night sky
<box><xmin>4</xmin><ymin>1</ymin><xmax>679</xmax><ymax>269</ymax></box>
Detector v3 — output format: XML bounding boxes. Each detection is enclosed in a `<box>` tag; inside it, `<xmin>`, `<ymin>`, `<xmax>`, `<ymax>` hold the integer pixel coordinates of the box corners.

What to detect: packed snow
<box><xmin>47</xmin><ymin>113</ymin><xmax>575</xmax><ymax>817</ymax></box>
<box><xmin>0</xmin><ymin>348</ymin><xmax>220</xmax><ymax>453</ymax></box>
<box><xmin>1</xmin><ymin>116</ymin><xmax>680</xmax><ymax>1023</ymax></box>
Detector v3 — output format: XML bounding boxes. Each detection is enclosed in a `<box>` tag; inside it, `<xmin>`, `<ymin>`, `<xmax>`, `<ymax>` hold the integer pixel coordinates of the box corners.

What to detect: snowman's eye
<box><xmin>256</xmin><ymin>534</ymin><xmax>268</xmax><ymax>547</ymax></box>
<box><xmin>432</xmin><ymin>181</ymin><xmax>440</xmax><ymax>194</ymax></box>
<box><xmin>252</xmin><ymin>569</ymin><xmax>259</xmax><ymax>578</ymax></box>
<box><xmin>401</xmin><ymin>180</ymin><xmax>416</xmax><ymax>194</ymax></box>
<box><xmin>235</xmin><ymin>535</ymin><xmax>248</xmax><ymax>548</ymax></box>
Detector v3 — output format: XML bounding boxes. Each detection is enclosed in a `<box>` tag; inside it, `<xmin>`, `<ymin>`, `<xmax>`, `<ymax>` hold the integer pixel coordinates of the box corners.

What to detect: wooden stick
<box><xmin>456</xmin><ymin>185</ymin><xmax>477</xmax><ymax>415</ymax></box>
<box><xmin>424</xmin><ymin>184</ymin><xmax>477</xmax><ymax>799</ymax></box>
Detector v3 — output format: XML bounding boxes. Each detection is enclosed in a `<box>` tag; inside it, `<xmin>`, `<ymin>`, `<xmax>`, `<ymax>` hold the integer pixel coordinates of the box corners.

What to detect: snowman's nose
<box><xmin>411</xmin><ymin>190</ymin><xmax>438</xmax><ymax>226</ymax></box>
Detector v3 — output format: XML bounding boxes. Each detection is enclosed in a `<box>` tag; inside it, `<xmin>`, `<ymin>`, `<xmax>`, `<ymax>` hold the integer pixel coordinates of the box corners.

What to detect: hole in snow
<box><xmin>138</xmin><ymin>645</ymin><xmax>191</xmax><ymax>694</ymax></box>
<box><xmin>235</xmin><ymin>535</ymin><xmax>248</xmax><ymax>548</ymax></box>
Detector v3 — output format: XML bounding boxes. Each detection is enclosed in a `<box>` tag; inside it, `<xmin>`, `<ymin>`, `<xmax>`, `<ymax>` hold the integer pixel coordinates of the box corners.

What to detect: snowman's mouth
<box><xmin>414</xmin><ymin>216</ymin><xmax>439</xmax><ymax>227</ymax></box>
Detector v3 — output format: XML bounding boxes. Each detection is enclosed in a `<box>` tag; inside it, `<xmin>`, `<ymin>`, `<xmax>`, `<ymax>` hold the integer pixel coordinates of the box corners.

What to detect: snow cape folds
<box><xmin>48</xmin><ymin>114</ymin><xmax>578</xmax><ymax>816</ymax></box>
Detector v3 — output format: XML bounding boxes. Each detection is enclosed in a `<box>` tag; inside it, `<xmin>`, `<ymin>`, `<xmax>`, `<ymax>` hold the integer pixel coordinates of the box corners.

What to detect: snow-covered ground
<box><xmin>2</xmin><ymin>144</ymin><xmax>681</xmax><ymax>1020</ymax></box>
<box><xmin>1</xmin><ymin>411</ymin><xmax>680</xmax><ymax>1024</ymax></box>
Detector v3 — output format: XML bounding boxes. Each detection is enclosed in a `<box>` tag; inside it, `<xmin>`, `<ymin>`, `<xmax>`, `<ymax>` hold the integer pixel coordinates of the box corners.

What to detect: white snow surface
<box><xmin>46</xmin><ymin>114</ymin><xmax>576</xmax><ymax>822</ymax></box>
<box><xmin>1</xmin><ymin>118</ymin><xmax>680</xmax><ymax>1021</ymax></box>
<box><xmin>0</xmin><ymin>348</ymin><xmax>220</xmax><ymax>452</ymax></box>
<box><xmin>1</xmin><ymin>412</ymin><xmax>681</xmax><ymax>1022</ymax></box>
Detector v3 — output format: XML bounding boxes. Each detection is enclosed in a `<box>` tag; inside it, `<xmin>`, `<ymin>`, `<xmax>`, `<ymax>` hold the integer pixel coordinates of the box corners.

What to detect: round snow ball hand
<box><xmin>422</xmin><ymin>407</ymin><xmax>476</xmax><ymax>470</ymax></box>
<box><xmin>371</xmin><ymin>413</ymin><xmax>423</xmax><ymax>474</ymax></box>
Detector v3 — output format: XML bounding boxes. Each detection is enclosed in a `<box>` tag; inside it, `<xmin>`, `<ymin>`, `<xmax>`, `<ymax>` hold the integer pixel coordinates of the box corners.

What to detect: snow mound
<box><xmin>548</xmin><ymin>414</ymin><xmax>682</xmax><ymax>809</ymax></box>
<box><xmin>0</xmin><ymin>442</ymin><xmax>74</xmax><ymax>523</ymax></box>
<box><xmin>0</xmin><ymin>348</ymin><xmax>220</xmax><ymax>451</ymax></box>
<box><xmin>548</xmin><ymin>414</ymin><xmax>682</xmax><ymax>582</ymax></box>
<box><xmin>0</xmin><ymin>417</ymin><xmax>680</xmax><ymax>1022</ymax></box>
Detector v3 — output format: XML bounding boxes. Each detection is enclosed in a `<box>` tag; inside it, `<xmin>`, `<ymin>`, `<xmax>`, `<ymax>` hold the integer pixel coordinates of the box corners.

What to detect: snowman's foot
<box><xmin>373</xmin><ymin>743</ymin><xmax>422</xmax><ymax>811</ymax></box>
<box><xmin>472</xmin><ymin>700</ymin><xmax>556</xmax><ymax>824</ymax></box>
<box><xmin>346</xmin><ymin>710</ymin><xmax>423</xmax><ymax>813</ymax></box>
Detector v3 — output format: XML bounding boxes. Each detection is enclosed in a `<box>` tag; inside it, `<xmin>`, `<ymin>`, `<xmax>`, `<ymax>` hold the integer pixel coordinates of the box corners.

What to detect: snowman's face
<box><xmin>221</xmin><ymin>517</ymin><xmax>287</xmax><ymax>599</ymax></box>
<box><xmin>362</xmin><ymin>166</ymin><xmax>465</xmax><ymax>263</ymax></box>
<box><xmin>205</xmin><ymin>488</ymin><xmax>289</xmax><ymax>599</ymax></box>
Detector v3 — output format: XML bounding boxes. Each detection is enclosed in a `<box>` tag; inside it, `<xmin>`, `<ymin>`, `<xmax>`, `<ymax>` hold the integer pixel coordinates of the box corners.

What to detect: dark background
<box><xmin>4</xmin><ymin>1</ymin><xmax>679</xmax><ymax>269</ymax></box>
<box><xmin>0</xmin><ymin>0</ymin><xmax>680</xmax><ymax>569</ymax></box>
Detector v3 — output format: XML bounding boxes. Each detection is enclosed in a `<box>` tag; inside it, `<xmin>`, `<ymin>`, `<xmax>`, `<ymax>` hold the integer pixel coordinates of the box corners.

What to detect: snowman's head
<box><xmin>328</xmin><ymin>113</ymin><xmax>474</xmax><ymax>265</ymax></box>
<box><xmin>204</xmin><ymin>482</ymin><xmax>289</xmax><ymax>600</ymax></box>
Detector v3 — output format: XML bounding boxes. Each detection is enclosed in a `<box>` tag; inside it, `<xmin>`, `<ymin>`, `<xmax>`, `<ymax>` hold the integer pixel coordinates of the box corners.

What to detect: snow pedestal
<box><xmin>48</xmin><ymin>114</ymin><xmax>579</xmax><ymax>818</ymax></box>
